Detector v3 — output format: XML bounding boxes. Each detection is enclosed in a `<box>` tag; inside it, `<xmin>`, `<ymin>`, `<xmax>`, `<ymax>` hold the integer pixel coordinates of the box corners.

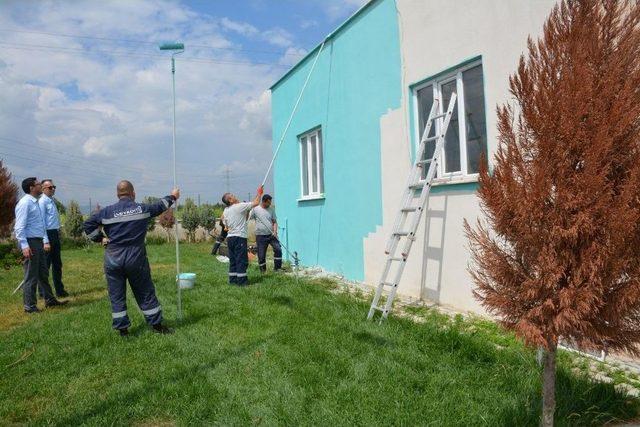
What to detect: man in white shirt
<box><xmin>14</xmin><ymin>177</ymin><xmax>67</xmax><ymax>313</ymax></box>
<box><xmin>249</xmin><ymin>194</ymin><xmax>282</xmax><ymax>273</ymax></box>
<box><xmin>38</xmin><ymin>179</ymin><xmax>68</xmax><ymax>297</ymax></box>
<box><xmin>221</xmin><ymin>186</ymin><xmax>263</xmax><ymax>285</ymax></box>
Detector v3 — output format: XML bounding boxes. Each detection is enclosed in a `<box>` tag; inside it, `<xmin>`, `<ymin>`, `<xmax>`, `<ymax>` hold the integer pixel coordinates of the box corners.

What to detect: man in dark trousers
<box><xmin>210</xmin><ymin>216</ymin><xmax>228</xmax><ymax>256</ymax></box>
<box><xmin>14</xmin><ymin>177</ymin><xmax>67</xmax><ymax>313</ymax></box>
<box><xmin>83</xmin><ymin>180</ymin><xmax>178</xmax><ymax>336</ymax></box>
<box><xmin>39</xmin><ymin>179</ymin><xmax>68</xmax><ymax>297</ymax></box>
<box><xmin>250</xmin><ymin>194</ymin><xmax>282</xmax><ymax>273</ymax></box>
<box><xmin>221</xmin><ymin>186</ymin><xmax>263</xmax><ymax>285</ymax></box>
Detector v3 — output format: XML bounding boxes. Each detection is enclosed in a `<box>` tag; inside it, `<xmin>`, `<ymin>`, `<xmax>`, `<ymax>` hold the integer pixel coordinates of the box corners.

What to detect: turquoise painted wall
<box><xmin>271</xmin><ymin>0</ymin><xmax>402</xmax><ymax>280</ymax></box>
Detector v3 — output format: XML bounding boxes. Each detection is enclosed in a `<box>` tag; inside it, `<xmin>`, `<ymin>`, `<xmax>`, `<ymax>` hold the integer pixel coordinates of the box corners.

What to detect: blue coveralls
<box><xmin>83</xmin><ymin>195</ymin><xmax>175</xmax><ymax>330</ymax></box>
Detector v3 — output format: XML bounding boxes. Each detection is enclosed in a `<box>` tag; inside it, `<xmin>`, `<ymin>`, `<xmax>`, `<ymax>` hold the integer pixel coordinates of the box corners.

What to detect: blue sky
<box><xmin>0</xmin><ymin>0</ymin><xmax>367</xmax><ymax>210</ymax></box>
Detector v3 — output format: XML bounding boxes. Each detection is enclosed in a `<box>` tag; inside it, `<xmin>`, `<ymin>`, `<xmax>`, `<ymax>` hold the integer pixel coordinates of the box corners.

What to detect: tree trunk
<box><xmin>541</xmin><ymin>347</ymin><xmax>556</xmax><ymax>427</ymax></box>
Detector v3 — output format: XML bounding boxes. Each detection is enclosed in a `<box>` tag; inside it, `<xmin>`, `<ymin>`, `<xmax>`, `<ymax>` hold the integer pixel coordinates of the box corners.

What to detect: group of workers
<box><xmin>13</xmin><ymin>177</ymin><xmax>283</xmax><ymax>337</ymax></box>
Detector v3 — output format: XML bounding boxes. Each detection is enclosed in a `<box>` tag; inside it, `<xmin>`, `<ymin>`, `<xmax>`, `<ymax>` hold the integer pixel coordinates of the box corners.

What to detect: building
<box><xmin>270</xmin><ymin>0</ymin><xmax>556</xmax><ymax>314</ymax></box>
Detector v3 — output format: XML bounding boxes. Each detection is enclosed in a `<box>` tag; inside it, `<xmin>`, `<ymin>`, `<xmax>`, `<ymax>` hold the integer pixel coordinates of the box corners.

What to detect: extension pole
<box><xmin>171</xmin><ymin>54</ymin><xmax>183</xmax><ymax>321</ymax></box>
<box><xmin>261</xmin><ymin>39</ymin><xmax>327</xmax><ymax>187</ymax></box>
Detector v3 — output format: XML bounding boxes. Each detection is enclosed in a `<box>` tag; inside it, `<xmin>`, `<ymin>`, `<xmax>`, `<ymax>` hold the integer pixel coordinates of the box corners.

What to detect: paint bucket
<box><xmin>178</xmin><ymin>272</ymin><xmax>196</xmax><ymax>289</ymax></box>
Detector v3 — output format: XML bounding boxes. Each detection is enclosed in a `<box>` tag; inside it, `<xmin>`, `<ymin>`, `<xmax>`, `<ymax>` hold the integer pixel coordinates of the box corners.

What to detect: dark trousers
<box><xmin>227</xmin><ymin>236</ymin><xmax>248</xmax><ymax>285</ymax></box>
<box><xmin>45</xmin><ymin>229</ymin><xmax>65</xmax><ymax>295</ymax></box>
<box><xmin>104</xmin><ymin>245</ymin><xmax>162</xmax><ymax>330</ymax></box>
<box><xmin>211</xmin><ymin>227</ymin><xmax>228</xmax><ymax>255</ymax></box>
<box><xmin>22</xmin><ymin>238</ymin><xmax>56</xmax><ymax>310</ymax></box>
<box><xmin>256</xmin><ymin>235</ymin><xmax>282</xmax><ymax>272</ymax></box>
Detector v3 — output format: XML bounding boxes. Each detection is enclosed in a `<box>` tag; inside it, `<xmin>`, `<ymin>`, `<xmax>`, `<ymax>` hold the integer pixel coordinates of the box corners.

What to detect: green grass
<box><xmin>0</xmin><ymin>243</ymin><xmax>637</xmax><ymax>426</ymax></box>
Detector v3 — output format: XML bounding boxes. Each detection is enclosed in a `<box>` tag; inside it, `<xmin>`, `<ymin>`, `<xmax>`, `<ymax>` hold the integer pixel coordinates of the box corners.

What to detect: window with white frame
<box><xmin>414</xmin><ymin>62</ymin><xmax>487</xmax><ymax>178</ymax></box>
<box><xmin>299</xmin><ymin>128</ymin><xmax>324</xmax><ymax>198</ymax></box>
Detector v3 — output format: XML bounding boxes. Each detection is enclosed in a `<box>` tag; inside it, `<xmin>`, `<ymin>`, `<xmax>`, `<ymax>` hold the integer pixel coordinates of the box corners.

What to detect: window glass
<box><xmin>417</xmin><ymin>85</ymin><xmax>435</xmax><ymax>179</ymax></box>
<box><xmin>317</xmin><ymin>130</ymin><xmax>324</xmax><ymax>193</ymax></box>
<box><xmin>301</xmin><ymin>136</ymin><xmax>309</xmax><ymax>196</ymax></box>
<box><xmin>462</xmin><ymin>65</ymin><xmax>486</xmax><ymax>174</ymax></box>
<box><xmin>310</xmin><ymin>134</ymin><xmax>318</xmax><ymax>193</ymax></box>
<box><xmin>441</xmin><ymin>80</ymin><xmax>460</xmax><ymax>173</ymax></box>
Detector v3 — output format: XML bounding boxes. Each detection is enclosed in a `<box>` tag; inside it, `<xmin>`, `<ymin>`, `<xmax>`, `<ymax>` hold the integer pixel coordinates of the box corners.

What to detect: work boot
<box><xmin>152</xmin><ymin>324</ymin><xmax>174</xmax><ymax>335</ymax></box>
<box><xmin>24</xmin><ymin>306</ymin><xmax>41</xmax><ymax>314</ymax></box>
<box><xmin>45</xmin><ymin>299</ymin><xmax>68</xmax><ymax>308</ymax></box>
<box><xmin>119</xmin><ymin>328</ymin><xmax>129</xmax><ymax>337</ymax></box>
<box><xmin>57</xmin><ymin>290</ymin><xmax>69</xmax><ymax>298</ymax></box>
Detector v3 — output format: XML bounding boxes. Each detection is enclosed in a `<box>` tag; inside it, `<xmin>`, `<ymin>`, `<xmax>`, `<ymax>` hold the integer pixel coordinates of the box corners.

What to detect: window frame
<box><xmin>412</xmin><ymin>59</ymin><xmax>485</xmax><ymax>181</ymax></box>
<box><xmin>298</xmin><ymin>127</ymin><xmax>324</xmax><ymax>200</ymax></box>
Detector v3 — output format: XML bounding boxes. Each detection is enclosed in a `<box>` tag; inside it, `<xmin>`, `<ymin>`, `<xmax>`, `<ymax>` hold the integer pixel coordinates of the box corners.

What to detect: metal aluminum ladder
<box><xmin>367</xmin><ymin>93</ymin><xmax>457</xmax><ymax>321</ymax></box>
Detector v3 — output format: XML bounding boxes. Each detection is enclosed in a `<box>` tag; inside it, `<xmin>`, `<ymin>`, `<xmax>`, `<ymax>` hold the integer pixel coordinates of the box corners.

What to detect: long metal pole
<box><xmin>261</xmin><ymin>40</ymin><xmax>326</xmax><ymax>187</ymax></box>
<box><xmin>171</xmin><ymin>55</ymin><xmax>183</xmax><ymax>321</ymax></box>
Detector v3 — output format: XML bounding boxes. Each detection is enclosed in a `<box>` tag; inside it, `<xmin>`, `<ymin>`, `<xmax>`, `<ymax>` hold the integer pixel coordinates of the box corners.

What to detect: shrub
<box><xmin>64</xmin><ymin>200</ymin><xmax>84</xmax><ymax>239</ymax></box>
<box><xmin>0</xmin><ymin>160</ymin><xmax>18</xmax><ymax>238</ymax></box>
<box><xmin>143</xmin><ymin>196</ymin><xmax>159</xmax><ymax>232</ymax></box>
<box><xmin>181</xmin><ymin>198</ymin><xmax>200</xmax><ymax>243</ymax></box>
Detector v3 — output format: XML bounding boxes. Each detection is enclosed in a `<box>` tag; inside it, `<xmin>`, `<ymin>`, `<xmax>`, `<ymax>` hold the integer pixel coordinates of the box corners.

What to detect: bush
<box><xmin>60</xmin><ymin>236</ymin><xmax>88</xmax><ymax>250</ymax></box>
<box><xmin>181</xmin><ymin>198</ymin><xmax>200</xmax><ymax>243</ymax></box>
<box><xmin>64</xmin><ymin>200</ymin><xmax>84</xmax><ymax>239</ymax></box>
<box><xmin>0</xmin><ymin>242</ymin><xmax>21</xmax><ymax>269</ymax></box>
<box><xmin>199</xmin><ymin>205</ymin><xmax>217</xmax><ymax>240</ymax></box>
<box><xmin>159</xmin><ymin>208</ymin><xmax>176</xmax><ymax>242</ymax></box>
<box><xmin>0</xmin><ymin>160</ymin><xmax>18</xmax><ymax>238</ymax></box>
<box><xmin>146</xmin><ymin>235</ymin><xmax>168</xmax><ymax>245</ymax></box>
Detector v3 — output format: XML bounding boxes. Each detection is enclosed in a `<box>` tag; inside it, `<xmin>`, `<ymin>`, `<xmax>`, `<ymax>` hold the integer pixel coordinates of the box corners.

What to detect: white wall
<box><xmin>364</xmin><ymin>0</ymin><xmax>557</xmax><ymax>314</ymax></box>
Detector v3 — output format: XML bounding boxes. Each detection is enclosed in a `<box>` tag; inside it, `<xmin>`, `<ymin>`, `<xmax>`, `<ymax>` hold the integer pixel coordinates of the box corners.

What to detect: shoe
<box><xmin>57</xmin><ymin>290</ymin><xmax>69</xmax><ymax>298</ymax></box>
<box><xmin>152</xmin><ymin>324</ymin><xmax>174</xmax><ymax>334</ymax></box>
<box><xmin>45</xmin><ymin>299</ymin><xmax>68</xmax><ymax>308</ymax></box>
<box><xmin>24</xmin><ymin>307</ymin><xmax>41</xmax><ymax>314</ymax></box>
<box><xmin>119</xmin><ymin>328</ymin><xmax>129</xmax><ymax>337</ymax></box>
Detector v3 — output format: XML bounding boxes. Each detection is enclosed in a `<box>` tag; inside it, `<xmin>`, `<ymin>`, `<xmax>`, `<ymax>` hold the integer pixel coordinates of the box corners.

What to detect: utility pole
<box><xmin>225</xmin><ymin>166</ymin><xmax>230</xmax><ymax>193</ymax></box>
<box><xmin>198</xmin><ymin>193</ymin><xmax>201</xmax><ymax>206</ymax></box>
<box><xmin>89</xmin><ymin>197</ymin><xmax>92</xmax><ymax>214</ymax></box>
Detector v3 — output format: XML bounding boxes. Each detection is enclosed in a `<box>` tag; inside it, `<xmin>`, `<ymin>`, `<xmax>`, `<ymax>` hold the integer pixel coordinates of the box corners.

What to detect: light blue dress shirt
<box><xmin>38</xmin><ymin>194</ymin><xmax>61</xmax><ymax>230</ymax></box>
<box><xmin>14</xmin><ymin>194</ymin><xmax>49</xmax><ymax>250</ymax></box>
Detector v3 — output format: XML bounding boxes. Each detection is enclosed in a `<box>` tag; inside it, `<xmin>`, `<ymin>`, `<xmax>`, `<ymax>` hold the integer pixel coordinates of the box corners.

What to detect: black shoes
<box><xmin>24</xmin><ymin>307</ymin><xmax>41</xmax><ymax>314</ymax></box>
<box><xmin>152</xmin><ymin>324</ymin><xmax>174</xmax><ymax>335</ymax></box>
<box><xmin>45</xmin><ymin>299</ymin><xmax>68</xmax><ymax>308</ymax></box>
<box><xmin>119</xmin><ymin>328</ymin><xmax>129</xmax><ymax>337</ymax></box>
<box><xmin>57</xmin><ymin>290</ymin><xmax>69</xmax><ymax>298</ymax></box>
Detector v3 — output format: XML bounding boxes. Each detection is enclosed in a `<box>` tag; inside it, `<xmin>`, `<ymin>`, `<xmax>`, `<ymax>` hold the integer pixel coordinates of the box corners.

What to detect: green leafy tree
<box><xmin>199</xmin><ymin>204</ymin><xmax>218</xmax><ymax>240</ymax></box>
<box><xmin>53</xmin><ymin>198</ymin><xmax>66</xmax><ymax>215</ymax></box>
<box><xmin>143</xmin><ymin>196</ymin><xmax>159</xmax><ymax>232</ymax></box>
<box><xmin>64</xmin><ymin>200</ymin><xmax>84</xmax><ymax>239</ymax></box>
<box><xmin>0</xmin><ymin>160</ymin><xmax>18</xmax><ymax>238</ymax></box>
<box><xmin>181</xmin><ymin>198</ymin><xmax>200</xmax><ymax>243</ymax></box>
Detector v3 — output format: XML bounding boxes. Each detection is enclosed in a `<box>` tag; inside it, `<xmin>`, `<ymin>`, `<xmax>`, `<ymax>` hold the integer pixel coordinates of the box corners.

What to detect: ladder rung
<box><xmin>372</xmin><ymin>306</ymin><xmax>388</xmax><ymax>312</ymax></box>
<box><xmin>388</xmin><ymin>257</ymin><xmax>406</xmax><ymax>262</ymax></box>
<box><xmin>401</xmin><ymin>207</ymin><xmax>419</xmax><ymax>212</ymax></box>
<box><xmin>381</xmin><ymin>282</ymin><xmax>397</xmax><ymax>288</ymax></box>
<box><xmin>410</xmin><ymin>182</ymin><xmax>430</xmax><ymax>190</ymax></box>
<box><xmin>393</xmin><ymin>231</ymin><xmax>412</xmax><ymax>236</ymax></box>
<box><xmin>417</xmin><ymin>159</ymin><xmax>433</xmax><ymax>165</ymax></box>
<box><xmin>422</xmin><ymin>135</ymin><xmax>440</xmax><ymax>143</ymax></box>
<box><xmin>431</xmin><ymin>112</ymin><xmax>448</xmax><ymax>120</ymax></box>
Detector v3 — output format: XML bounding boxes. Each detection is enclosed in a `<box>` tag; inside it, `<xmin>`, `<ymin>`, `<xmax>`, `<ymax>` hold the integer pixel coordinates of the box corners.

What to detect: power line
<box><xmin>0</xmin><ymin>28</ymin><xmax>306</xmax><ymax>57</ymax></box>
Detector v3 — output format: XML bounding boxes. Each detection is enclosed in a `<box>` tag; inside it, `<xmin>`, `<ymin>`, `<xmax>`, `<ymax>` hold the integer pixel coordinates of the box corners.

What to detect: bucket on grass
<box><xmin>178</xmin><ymin>272</ymin><xmax>196</xmax><ymax>289</ymax></box>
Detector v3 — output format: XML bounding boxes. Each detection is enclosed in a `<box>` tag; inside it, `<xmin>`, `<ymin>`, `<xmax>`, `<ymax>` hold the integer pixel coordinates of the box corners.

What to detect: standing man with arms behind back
<box><xmin>83</xmin><ymin>180</ymin><xmax>179</xmax><ymax>336</ymax></box>
<box><xmin>221</xmin><ymin>185</ymin><xmax>263</xmax><ymax>285</ymax></box>
<box><xmin>39</xmin><ymin>179</ymin><xmax>68</xmax><ymax>297</ymax></box>
<box><xmin>250</xmin><ymin>194</ymin><xmax>282</xmax><ymax>273</ymax></box>
<box><xmin>14</xmin><ymin>177</ymin><xmax>68</xmax><ymax>313</ymax></box>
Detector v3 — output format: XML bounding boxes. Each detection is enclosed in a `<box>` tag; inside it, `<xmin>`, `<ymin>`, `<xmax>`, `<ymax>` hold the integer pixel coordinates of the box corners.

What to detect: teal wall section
<box><xmin>271</xmin><ymin>0</ymin><xmax>401</xmax><ymax>280</ymax></box>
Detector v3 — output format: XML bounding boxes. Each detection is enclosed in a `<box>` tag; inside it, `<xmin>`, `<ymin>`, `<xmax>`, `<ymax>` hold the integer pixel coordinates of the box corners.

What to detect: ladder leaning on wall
<box><xmin>367</xmin><ymin>93</ymin><xmax>458</xmax><ymax>321</ymax></box>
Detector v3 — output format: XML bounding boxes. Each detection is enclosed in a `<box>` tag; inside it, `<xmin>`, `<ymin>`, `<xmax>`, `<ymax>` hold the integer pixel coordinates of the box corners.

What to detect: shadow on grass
<box><xmin>497</xmin><ymin>369</ymin><xmax>639</xmax><ymax>426</ymax></box>
<box><xmin>353</xmin><ymin>330</ymin><xmax>393</xmax><ymax>347</ymax></box>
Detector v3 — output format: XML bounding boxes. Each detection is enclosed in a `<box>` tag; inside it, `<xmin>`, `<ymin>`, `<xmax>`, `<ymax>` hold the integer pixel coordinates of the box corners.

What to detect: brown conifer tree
<box><xmin>0</xmin><ymin>160</ymin><xmax>18</xmax><ymax>238</ymax></box>
<box><xmin>464</xmin><ymin>1</ymin><xmax>640</xmax><ymax>425</ymax></box>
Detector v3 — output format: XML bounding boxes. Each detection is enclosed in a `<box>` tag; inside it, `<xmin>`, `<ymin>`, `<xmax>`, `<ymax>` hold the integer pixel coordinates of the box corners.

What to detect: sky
<box><xmin>0</xmin><ymin>0</ymin><xmax>367</xmax><ymax>212</ymax></box>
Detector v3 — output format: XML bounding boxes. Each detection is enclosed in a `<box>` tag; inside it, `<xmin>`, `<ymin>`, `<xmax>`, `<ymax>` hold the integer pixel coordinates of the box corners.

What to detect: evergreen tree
<box><xmin>0</xmin><ymin>160</ymin><xmax>18</xmax><ymax>238</ymax></box>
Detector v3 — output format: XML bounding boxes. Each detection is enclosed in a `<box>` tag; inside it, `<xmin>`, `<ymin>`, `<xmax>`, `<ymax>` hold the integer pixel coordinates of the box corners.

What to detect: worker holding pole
<box><xmin>221</xmin><ymin>186</ymin><xmax>263</xmax><ymax>285</ymax></box>
<box><xmin>83</xmin><ymin>180</ymin><xmax>179</xmax><ymax>336</ymax></box>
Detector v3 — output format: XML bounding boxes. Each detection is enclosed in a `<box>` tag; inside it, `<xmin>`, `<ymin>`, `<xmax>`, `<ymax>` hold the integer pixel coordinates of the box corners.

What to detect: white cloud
<box><xmin>0</xmin><ymin>0</ymin><xmax>287</xmax><ymax>207</ymax></box>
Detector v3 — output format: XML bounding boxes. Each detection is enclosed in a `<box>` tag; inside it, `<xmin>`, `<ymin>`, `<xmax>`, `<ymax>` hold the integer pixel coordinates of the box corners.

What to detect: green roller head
<box><xmin>159</xmin><ymin>42</ymin><xmax>185</xmax><ymax>51</ymax></box>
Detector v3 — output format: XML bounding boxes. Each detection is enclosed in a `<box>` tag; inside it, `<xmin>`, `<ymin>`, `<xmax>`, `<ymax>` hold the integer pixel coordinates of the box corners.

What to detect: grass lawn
<box><xmin>0</xmin><ymin>243</ymin><xmax>638</xmax><ymax>426</ymax></box>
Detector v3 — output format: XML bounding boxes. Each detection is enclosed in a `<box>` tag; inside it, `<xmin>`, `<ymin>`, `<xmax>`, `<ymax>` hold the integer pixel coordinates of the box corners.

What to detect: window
<box><xmin>299</xmin><ymin>128</ymin><xmax>324</xmax><ymax>198</ymax></box>
<box><xmin>414</xmin><ymin>62</ymin><xmax>487</xmax><ymax>178</ymax></box>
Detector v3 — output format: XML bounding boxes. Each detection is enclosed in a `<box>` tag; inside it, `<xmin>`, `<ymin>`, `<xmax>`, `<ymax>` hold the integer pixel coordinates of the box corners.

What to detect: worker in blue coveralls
<box><xmin>221</xmin><ymin>185</ymin><xmax>263</xmax><ymax>285</ymax></box>
<box><xmin>83</xmin><ymin>180</ymin><xmax>179</xmax><ymax>337</ymax></box>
